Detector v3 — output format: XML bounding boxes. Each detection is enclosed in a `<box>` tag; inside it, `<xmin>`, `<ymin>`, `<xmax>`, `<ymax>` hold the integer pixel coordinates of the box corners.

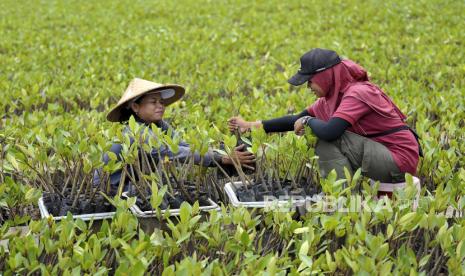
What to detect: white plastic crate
<box><xmin>38</xmin><ymin>197</ymin><xmax>116</xmax><ymax>221</ymax></box>
<box><xmin>224</xmin><ymin>181</ymin><xmax>318</xmax><ymax>210</ymax></box>
<box><xmin>122</xmin><ymin>193</ymin><xmax>221</xmax><ymax>218</ymax></box>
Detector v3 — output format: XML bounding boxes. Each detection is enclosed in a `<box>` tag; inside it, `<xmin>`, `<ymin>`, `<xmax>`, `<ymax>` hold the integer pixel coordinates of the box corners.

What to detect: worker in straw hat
<box><xmin>98</xmin><ymin>78</ymin><xmax>255</xmax><ymax>191</ymax></box>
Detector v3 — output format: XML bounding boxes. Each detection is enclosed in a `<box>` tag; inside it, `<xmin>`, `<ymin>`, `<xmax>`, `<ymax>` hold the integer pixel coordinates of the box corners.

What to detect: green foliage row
<box><xmin>1</xmin><ymin>189</ymin><xmax>465</xmax><ymax>275</ymax></box>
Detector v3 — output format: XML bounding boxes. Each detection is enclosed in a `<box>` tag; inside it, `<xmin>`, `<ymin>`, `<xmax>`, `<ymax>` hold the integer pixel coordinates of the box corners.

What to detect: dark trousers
<box><xmin>315</xmin><ymin>131</ymin><xmax>405</xmax><ymax>183</ymax></box>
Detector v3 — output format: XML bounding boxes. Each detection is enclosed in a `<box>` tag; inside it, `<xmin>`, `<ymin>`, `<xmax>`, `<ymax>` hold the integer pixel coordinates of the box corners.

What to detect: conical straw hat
<box><xmin>107</xmin><ymin>78</ymin><xmax>185</xmax><ymax>122</ymax></box>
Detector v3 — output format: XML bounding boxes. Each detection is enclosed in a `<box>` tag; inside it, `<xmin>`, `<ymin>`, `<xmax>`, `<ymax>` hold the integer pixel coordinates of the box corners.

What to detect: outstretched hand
<box><xmin>228</xmin><ymin>116</ymin><xmax>251</xmax><ymax>134</ymax></box>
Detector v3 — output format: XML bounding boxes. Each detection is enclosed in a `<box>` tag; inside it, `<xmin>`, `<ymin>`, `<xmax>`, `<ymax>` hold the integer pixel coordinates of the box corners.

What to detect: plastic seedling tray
<box><xmin>225</xmin><ymin>181</ymin><xmax>319</xmax><ymax>210</ymax></box>
<box><xmin>122</xmin><ymin>193</ymin><xmax>221</xmax><ymax>218</ymax></box>
<box><xmin>38</xmin><ymin>197</ymin><xmax>116</xmax><ymax>221</ymax></box>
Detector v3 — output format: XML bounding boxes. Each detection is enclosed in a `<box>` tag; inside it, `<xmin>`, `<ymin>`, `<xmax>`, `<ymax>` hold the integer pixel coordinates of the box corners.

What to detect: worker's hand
<box><xmin>221</xmin><ymin>144</ymin><xmax>255</xmax><ymax>170</ymax></box>
<box><xmin>294</xmin><ymin>116</ymin><xmax>311</xmax><ymax>136</ymax></box>
<box><xmin>228</xmin><ymin>116</ymin><xmax>251</xmax><ymax>134</ymax></box>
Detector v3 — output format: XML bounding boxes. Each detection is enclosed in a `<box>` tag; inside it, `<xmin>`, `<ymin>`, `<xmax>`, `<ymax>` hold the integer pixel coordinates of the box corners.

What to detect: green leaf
<box><xmin>179</xmin><ymin>202</ymin><xmax>192</xmax><ymax>223</ymax></box>
<box><xmin>240</xmin><ymin>230</ymin><xmax>250</xmax><ymax>246</ymax></box>
<box><xmin>128</xmin><ymin>116</ymin><xmax>137</xmax><ymax>134</ymax></box>
<box><xmin>398</xmin><ymin>212</ymin><xmax>417</xmax><ymax>226</ymax></box>
<box><xmin>299</xmin><ymin>240</ymin><xmax>309</xmax><ymax>256</ymax></box>
<box><xmin>419</xmin><ymin>254</ymin><xmax>431</xmax><ymax>268</ymax></box>
<box><xmin>6</xmin><ymin>154</ymin><xmax>20</xmax><ymax>170</ymax></box>
<box><xmin>387</xmin><ymin>224</ymin><xmax>394</xmax><ymax>239</ymax></box>
<box><xmin>294</xmin><ymin>227</ymin><xmax>309</xmax><ymax>234</ymax></box>
<box><xmin>456</xmin><ymin>240</ymin><xmax>465</xmax><ymax>258</ymax></box>
<box><xmin>299</xmin><ymin>254</ymin><xmax>313</xmax><ymax>271</ymax></box>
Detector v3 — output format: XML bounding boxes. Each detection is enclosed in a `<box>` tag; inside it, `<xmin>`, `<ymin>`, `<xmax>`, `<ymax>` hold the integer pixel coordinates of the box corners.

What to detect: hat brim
<box><xmin>106</xmin><ymin>84</ymin><xmax>185</xmax><ymax>122</ymax></box>
<box><xmin>288</xmin><ymin>72</ymin><xmax>313</xmax><ymax>86</ymax></box>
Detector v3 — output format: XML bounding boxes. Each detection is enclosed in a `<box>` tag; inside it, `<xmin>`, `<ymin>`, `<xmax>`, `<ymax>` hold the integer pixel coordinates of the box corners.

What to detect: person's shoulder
<box><xmin>342</xmin><ymin>82</ymin><xmax>374</xmax><ymax>98</ymax></box>
<box><xmin>339</xmin><ymin>89</ymin><xmax>367</xmax><ymax>107</ymax></box>
<box><xmin>344</xmin><ymin>81</ymin><xmax>371</xmax><ymax>92</ymax></box>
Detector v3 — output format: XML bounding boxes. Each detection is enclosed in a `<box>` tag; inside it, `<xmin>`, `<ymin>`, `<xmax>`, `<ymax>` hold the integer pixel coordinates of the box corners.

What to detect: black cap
<box><xmin>288</xmin><ymin>48</ymin><xmax>341</xmax><ymax>86</ymax></box>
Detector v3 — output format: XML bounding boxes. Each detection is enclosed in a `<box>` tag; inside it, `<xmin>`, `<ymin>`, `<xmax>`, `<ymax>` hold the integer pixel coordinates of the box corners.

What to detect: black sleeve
<box><xmin>307</xmin><ymin>117</ymin><xmax>351</xmax><ymax>141</ymax></box>
<box><xmin>262</xmin><ymin>109</ymin><xmax>310</xmax><ymax>133</ymax></box>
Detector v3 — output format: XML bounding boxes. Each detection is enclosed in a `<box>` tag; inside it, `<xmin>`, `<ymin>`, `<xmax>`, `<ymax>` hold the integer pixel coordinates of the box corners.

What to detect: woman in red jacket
<box><xmin>229</xmin><ymin>48</ymin><xmax>421</xmax><ymax>183</ymax></box>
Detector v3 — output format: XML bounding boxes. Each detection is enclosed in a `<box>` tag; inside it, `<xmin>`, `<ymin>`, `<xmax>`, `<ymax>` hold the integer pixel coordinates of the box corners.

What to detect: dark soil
<box><xmin>0</xmin><ymin>204</ymin><xmax>41</xmax><ymax>224</ymax></box>
<box><xmin>43</xmin><ymin>192</ymin><xmax>116</xmax><ymax>216</ymax></box>
<box><xmin>24</xmin><ymin>204</ymin><xmax>42</xmax><ymax>220</ymax></box>
<box><xmin>235</xmin><ymin>178</ymin><xmax>320</xmax><ymax>202</ymax></box>
<box><xmin>129</xmin><ymin>184</ymin><xmax>214</xmax><ymax>212</ymax></box>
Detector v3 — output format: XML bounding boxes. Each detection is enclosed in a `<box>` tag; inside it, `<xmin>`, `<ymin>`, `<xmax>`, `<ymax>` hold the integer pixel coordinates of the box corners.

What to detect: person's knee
<box><xmin>315</xmin><ymin>139</ymin><xmax>342</xmax><ymax>161</ymax></box>
<box><xmin>319</xmin><ymin>158</ymin><xmax>353</xmax><ymax>179</ymax></box>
